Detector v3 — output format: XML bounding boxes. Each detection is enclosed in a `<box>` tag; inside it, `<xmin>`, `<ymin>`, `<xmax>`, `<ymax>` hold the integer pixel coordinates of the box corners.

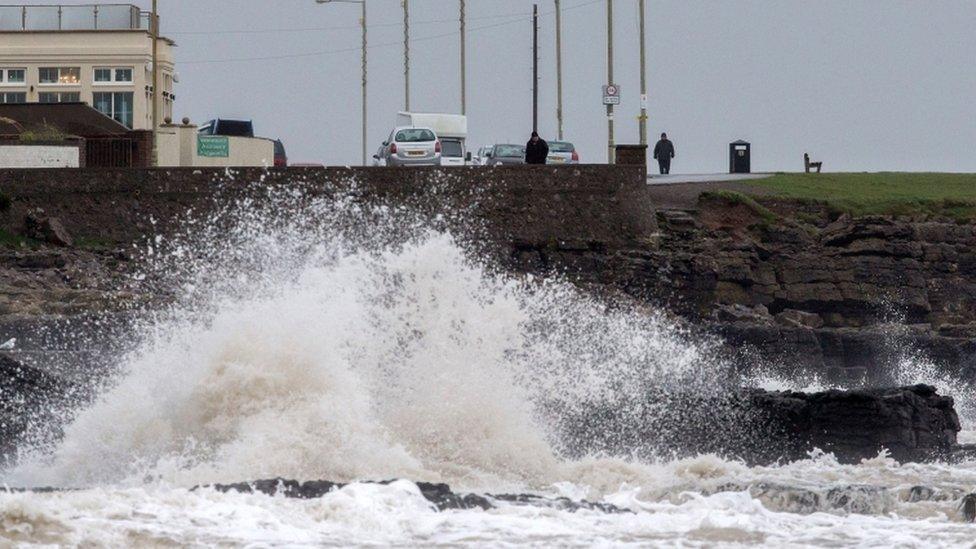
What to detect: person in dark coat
<box><xmin>525</xmin><ymin>131</ymin><xmax>549</xmax><ymax>165</ymax></box>
<box><xmin>653</xmin><ymin>132</ymin><xmax>675</xmax><ymax>174</ymax></box>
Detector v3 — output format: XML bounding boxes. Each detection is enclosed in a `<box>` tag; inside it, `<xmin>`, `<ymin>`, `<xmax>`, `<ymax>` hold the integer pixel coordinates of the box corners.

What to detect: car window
<box><xmin>549</xmin><ymin>141</ymin><xmax>575</xmax><ymax>153</ymax></box>
<box><xmin>494</xmin><ymin>145</ymin><xmax>523</xmax><ymax>157</ymax></box>
<box><xmin>441</xmin><ymin>140</ymin><xmax>463</xmax><ymax>157</ymax></box>
<box><xmin>395</xmin><ymin>129</ymin><xmax>436</xmax><ymax>143</ymax></box>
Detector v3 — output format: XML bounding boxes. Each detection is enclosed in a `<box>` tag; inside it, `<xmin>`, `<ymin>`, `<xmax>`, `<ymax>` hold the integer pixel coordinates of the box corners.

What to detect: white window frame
<box><xmin>0</xmin><ymin>68</ymin><xmax>26</xmax><ymax>87</ymax></box>
<box><xmin>38</xmin><ymin>67</ymin><xmax>81</xmax><ymax>86</ymax></box>
<box><xmin>93</xmin><ymin>91</ymin><xmax>134</xmax><ymax>128</ymax></box>
<box><xmin>93</xmin><ymin>67</ymin><xmax>134</xmax><ymax>86</ymax></box>
<box><xmin>0</xmin><ymin>92</ymin><xmax>27</xmax><ymax>104</ymax></box>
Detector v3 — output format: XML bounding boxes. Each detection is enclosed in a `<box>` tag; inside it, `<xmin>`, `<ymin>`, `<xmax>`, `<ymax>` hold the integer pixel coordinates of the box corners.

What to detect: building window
<box><xmin>0</xmin><ymin>92</ymin><xmax>26</xmax><ymax>104</ymax></box>
<box><xmin>39</xmin><ymin>67</ymin><xmax>81</xmax><ymax>85</ymax></box>
<box><xmin>0</xmin><ymin>69</ymin><xmax>26</xmax><ymax>85</ymax></box>
<box><xmin>93</xmin><ymin>92</ymin><xmax>134</xmax><ymax>128</ymax></box>
<box><xmin>38</xmin><ymin>92</ymin><xmax>80</xmax><ymax>103</ymax></box>
<box><xmin>94</xmin><ymin>67</ymin><xmax>133</xmax><ymax>85</ymax></box>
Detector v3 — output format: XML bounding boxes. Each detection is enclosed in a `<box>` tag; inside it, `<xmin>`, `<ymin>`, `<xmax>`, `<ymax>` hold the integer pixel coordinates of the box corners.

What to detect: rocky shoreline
<box><xmin>1</xmin><ymin>168</ymin><xmax>974</xmax><ymax>467</ymax></box>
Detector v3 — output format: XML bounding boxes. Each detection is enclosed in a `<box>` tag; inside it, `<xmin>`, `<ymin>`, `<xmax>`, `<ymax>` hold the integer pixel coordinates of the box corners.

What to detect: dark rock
<box><xmin>556</xmin><ymin>385</ymin><xmax>960</xmax><ymax>466</ymax></box>
<box><xmin>23</xmin><ymin>210</ymin><xmax>73</xmax><ymax>247</ymax></box>
<box><xmin>962</xmin><ymin>494</ymin><xmax>976</xmax><ymax>522</ymax></box>
<box><xmin>747</xmin><ymin>384</ymin><xmax>960</xmax><ymax>464</ymax></box>
<box><xmin>201</xmin><ymin>479</ymin><xmax>626</xmax><ymax>513</ymax></box>
<box><xmin>0</xmin><ymin>353</ymin><xmax>67</xmax><ymax>460</ymax></box>
<box><xmin>713</xmin><ymin>303</ymin><xmax>773</xmax><ymax>324</ymax></box>
<box><xmin>775</xmin><ymin>309</ymin><xmax>824</xmax><ymax>329</ymax></box>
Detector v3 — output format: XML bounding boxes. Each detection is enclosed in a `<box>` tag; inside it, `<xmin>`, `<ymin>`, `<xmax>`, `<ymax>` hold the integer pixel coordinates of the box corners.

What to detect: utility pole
<box><xmin>554</xmin><ymin>0</ymin><xmax>563</xmax><ymax>140</ymax></box>
<box><xmin>317</xmin><ymin>0</ymin><xmax>368</xmax><ymax>166</ymax></box>
<box><xmin>606</xmin><ymin>0</ymin><xmax>614</xmax><ymax>164</ymax></box>
<box><xmin>460</xmin><ymin>0</ymin><xmax>466</xmax><ymax>115</ymax></box>
<box><xmin>151</xmin><ymin>0</ymin><xmax>159</xmax><ymax>167</ymax></box>
<box><xmin>532</xmin><ymin>4</ymin><xmax>539</xmax><ymax>133</ymax></box>
<box><xmin>403</xmin><ymin>0</ymin><xmax>410</xmax><ymax>111</ymax></box>
<box><xmin>361</xmin><ymin>1</ymin><xmax>367</xmax><ymax>165</ymax></box>
<box><xmin>638</xmin><ymin>0</ymin><xmax>647</xmax><ymax>146</ymax></box>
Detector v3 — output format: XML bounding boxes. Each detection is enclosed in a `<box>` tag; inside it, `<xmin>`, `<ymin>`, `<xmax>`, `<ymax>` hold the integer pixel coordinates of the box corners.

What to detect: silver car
<box><xmin>485</xmin><ymin>144</ymin><xmax>526</xmax><ymax>166</ymax></box>
<box><xmin>375</xmin><ymin>126</ymin><xmax>441</xmax><ymax>167</ymax></box>
<box><xmin>547</xmin><ymin>141</ymin><xmax>579</xmax><ymax>164</ymax></box>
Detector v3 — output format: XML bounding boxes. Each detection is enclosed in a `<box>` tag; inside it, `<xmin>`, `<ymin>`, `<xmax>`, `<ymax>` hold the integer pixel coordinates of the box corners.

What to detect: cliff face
<box><xmin>632</xmin><ymin>198</ymin><xmax>976</xmax><ymax>379</ymax></box>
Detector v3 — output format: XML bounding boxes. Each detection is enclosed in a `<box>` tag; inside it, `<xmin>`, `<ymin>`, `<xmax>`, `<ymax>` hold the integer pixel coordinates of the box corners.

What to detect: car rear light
<box><xmin>390</xmin><ymin>143</ymin><xmax>398</xmax><ymax>154</ymax></box>
<box><xmin>571</xmin><ymin>150</ymin><xmax>579</xmax><ymax>162</ymax></box>
<box><xmin>435</xmin><ymin>140</ymin><xmax>441</xmax><ymax>153</ymax></box>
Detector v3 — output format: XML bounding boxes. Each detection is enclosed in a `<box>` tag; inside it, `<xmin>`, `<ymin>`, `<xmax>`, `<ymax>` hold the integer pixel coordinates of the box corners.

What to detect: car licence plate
<box><xmin>408</xmin><ymin>150</ymin><xmax>425</xmax><ymax>157</ymax></box>
<box><xmin>548</xmin><ymin>156</ymin><xmax>565</xmax><ymax>163</ymax></box>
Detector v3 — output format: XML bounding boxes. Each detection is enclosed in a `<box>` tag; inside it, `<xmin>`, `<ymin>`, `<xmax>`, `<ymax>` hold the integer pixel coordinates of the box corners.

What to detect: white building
<box><xmin>0</xmin><ymin>4</ymin><xmax>175</xmax><ymax>130</ymax></box>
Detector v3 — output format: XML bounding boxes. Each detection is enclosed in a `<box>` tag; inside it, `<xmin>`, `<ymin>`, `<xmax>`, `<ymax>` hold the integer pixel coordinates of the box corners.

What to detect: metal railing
<box><xmin>0</xmin><ymin>4</ymin><xmax>149</xmax><ymax>31</ymax></box>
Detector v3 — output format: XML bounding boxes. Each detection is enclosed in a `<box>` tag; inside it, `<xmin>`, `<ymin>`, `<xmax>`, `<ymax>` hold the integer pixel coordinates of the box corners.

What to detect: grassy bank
<box><xmin>750</xmin><ymin>173</ymin><xmax>976</xmax><ymax>219</ymax></box>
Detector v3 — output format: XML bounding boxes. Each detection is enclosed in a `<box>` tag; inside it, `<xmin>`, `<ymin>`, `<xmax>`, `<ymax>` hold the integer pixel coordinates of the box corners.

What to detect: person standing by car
<box><xmin>653</xmin><ymin>133</ymin><xmax>676</xmax><ymax>174</ymax></box>
<box><xmin>525</xmin><ymin>131</ymin><xmax>549</xmax><ymax>165</ymax></box>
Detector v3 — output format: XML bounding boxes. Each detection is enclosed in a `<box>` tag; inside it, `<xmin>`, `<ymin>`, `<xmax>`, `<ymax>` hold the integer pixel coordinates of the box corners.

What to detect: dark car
<box><xmin>198</xmin><ymin>119</ymin><xmax>254</xmax><ymax>137</ymax></box>
<box><xmin>273</xmin><ymin>139</ymin><xmax>287</xmax><ymax>167</ymax></box>
<box><xmin>485</xmin><ymin>144</ymin><xmax>526</xmax><ymax>166</ymax></box>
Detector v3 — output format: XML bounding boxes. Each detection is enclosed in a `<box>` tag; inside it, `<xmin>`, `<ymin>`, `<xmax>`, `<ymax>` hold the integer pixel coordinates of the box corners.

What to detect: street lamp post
<box><xmin>638</xmin><ymin>0</ymin><xmax>647</xmax><ymax>146</ymax></box>
<box><xmin>460</xmin><ymin>0</ymin><xmax>466</xmax><ymax>115</ymax></box>
<box><xmin>151</xmin><ymin>0</ymin><xmax>159</xmax><ymax>167</ymax></box>
<box><xmin>606</xmin><ymin>0</ymin><xmax>615</xmax><ymax>164</ymax></box>
<box><xmin>554</xmin><ymin>0</ymin><xmax>563</xmax><ymax>140</ymax></box>
<box><xmin>403</xmin><ymin>0</ymin><xmax>410</xmax><ymax>111</ymax></box>
<box><xmin>316</xmin><ymin>0</ymin><xmax>367</xmax><ymax>166</ymax></box>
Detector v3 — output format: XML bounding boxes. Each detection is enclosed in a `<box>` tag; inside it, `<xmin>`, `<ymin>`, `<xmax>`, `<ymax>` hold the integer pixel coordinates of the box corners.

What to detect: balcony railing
<box><xmin>0</xmin><ymin>4</ymin><xmax>149</xmax><ymax>31</ymax></box>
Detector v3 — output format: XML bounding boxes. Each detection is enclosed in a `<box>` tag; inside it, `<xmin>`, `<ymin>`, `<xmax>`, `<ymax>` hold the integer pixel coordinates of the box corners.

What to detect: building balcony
<box><xmin>0</xmin><ymin>4</ymin><xmax>150</xmax><ymax>32</ymax></box>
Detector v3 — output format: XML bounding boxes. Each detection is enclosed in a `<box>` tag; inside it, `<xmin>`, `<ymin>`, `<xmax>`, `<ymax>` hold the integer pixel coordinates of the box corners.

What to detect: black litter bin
<box><xmin>730</xmin><ymin>140</ymin><xmax>751</xmax><ymax>174</ymax></box>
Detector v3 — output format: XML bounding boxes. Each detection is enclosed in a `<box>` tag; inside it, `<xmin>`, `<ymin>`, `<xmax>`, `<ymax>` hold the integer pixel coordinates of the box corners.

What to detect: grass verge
<box><xmin>750</xmin><ymin>172</ymin><xmax>976</xmax><ymax>219</ymax></box>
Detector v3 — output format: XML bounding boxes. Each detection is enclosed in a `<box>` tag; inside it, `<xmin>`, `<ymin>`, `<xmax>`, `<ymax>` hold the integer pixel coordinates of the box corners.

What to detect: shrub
<box><xmin>19</xmin><ymin>123</ymin><xmax>66</xmax><ymax>143</ymax></box>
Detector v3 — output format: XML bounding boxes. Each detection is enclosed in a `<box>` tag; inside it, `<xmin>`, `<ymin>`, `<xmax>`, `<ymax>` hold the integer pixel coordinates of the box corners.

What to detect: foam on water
<box><xmin>3</xmin><ymin>184</ymin><xmax>976</xmax><ymax>546</ymax></box>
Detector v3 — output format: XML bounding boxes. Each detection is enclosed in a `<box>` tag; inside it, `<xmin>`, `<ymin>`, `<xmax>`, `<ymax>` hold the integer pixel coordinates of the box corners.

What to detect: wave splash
<box><xmin>6</xmin><ymin>191</ymin><xmax>721</xmax><ymax>491</ymax></box>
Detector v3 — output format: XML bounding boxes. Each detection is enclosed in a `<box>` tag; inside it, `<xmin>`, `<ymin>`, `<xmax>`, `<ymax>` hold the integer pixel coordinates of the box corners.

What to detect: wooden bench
<box><xmin>804</xmin><ymin>153</ymin><xmax>823</xmax><ymax>173</ymax></box>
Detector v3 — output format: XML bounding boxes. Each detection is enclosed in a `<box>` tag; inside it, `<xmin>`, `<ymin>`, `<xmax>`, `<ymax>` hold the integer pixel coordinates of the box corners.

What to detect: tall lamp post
<box><xmin>638</xmin><ymin>0</ymin><xmax>647</xmax><ymax>146</ymax></box>
<box><xmin>460</xmin><ymin>0</ymin><xmax>466</xmax><ymax>115</ymax></box>
<box><xmin>316</xmin><ymin>0</ymin><xmax>367</xmax><ymax>166</ymax></box>
<box><xmin>150</xmin><ymin>0</ymin><xmax>159</xmax><ymax>167</ymax></box>
<box><xmin>606</xmin><ymin>0</ymin><xmax>615</xmax><ymax>164</ymax></box>
<box><xmin>403</xmin><ymin>0</ymin><xmax>410</xmax><ymax>111</ymax></box>
<box><xmin>554</xmin><ymin>0</ymin><xmax>563</xmax><ymax>140</ymax></box>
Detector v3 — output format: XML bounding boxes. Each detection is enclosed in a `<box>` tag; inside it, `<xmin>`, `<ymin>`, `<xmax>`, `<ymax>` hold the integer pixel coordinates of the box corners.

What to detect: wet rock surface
<box><xmin>201</xmin><ymin>479</ymin><xmax>627</xmax><ymax>513</ymax></box>
<box><xmin>0</xmin><ymin>354</ymin><xmax>67</xmax><ymax>460</ymax></box>
<box><xmin>746</xmin><ymin>384</ymin><xmax>960</xmax><ymax>463</ymax></box>
<box><xmin>561</xmin><ymin>385</ymin><xmax>961</xmax><ymax>465</ymax></box>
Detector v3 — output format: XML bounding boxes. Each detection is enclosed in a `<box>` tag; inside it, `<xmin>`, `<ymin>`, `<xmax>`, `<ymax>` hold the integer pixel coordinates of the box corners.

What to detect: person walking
<box><xmin>525</xmin><ymin>131</ymin><xmax>549</xmax><ymax>165</ymax></box>
<box><xmin>653</xmin><ymin>133</ymin><xmax>676</xmax><ymax>175</ymax></box>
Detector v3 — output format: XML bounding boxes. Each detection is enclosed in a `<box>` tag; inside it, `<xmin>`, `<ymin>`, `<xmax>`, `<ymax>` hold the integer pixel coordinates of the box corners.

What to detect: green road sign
<box><xmin>197</xmin><ymin>135</ymin><xmax>230</xmax><ymax>157</ymax></box>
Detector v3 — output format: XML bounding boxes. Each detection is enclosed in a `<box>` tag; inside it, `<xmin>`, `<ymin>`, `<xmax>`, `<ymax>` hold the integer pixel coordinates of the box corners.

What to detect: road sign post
<box><xmin>603</xmin><ymin>84</ymin><xmax>620</xmax><ymax>105</ymax></box>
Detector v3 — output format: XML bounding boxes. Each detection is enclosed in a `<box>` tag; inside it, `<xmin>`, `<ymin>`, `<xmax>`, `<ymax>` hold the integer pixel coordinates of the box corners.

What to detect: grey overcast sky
<box><xmin>28</xmin><ymin>0</ymin><xmax>976</xmax><ymax>172</ymax></box>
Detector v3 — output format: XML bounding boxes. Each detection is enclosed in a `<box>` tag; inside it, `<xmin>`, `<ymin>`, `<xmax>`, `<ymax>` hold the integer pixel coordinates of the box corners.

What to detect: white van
<box><xmin>397</xmin><ymin>112</ymin><xmax>468</xmax><ymax>166</ymax></box>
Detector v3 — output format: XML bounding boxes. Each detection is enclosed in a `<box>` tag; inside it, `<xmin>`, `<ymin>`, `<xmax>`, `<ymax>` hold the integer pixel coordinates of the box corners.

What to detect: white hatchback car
<box><xmin>374</xmin><ymin>126</ymin><xmax>441</xmax><ymax>167</ymax></box>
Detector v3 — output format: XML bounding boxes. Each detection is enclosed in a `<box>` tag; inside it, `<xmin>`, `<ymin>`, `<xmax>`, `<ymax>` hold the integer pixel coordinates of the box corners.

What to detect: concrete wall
<box><xmin>157</xmin><ymin>125</ymin><xmax>275</xmax><ymax>167</ymax></box>
<box><xmin>0</xmin><ymin>166</ymin><xmax>655</xmax><ymax>258</ymax></box>
<box><xmin>0</xmin><ymin>142</ymin><xmax>80</xmax><ymax>168</ymax></box>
